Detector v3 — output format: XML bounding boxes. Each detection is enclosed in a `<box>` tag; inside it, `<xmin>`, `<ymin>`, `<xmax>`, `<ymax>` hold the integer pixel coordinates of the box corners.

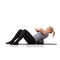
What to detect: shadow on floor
<box><xmin>8</xmin><ymin>43</ymin><xmax>57</xmax><ymax>48</ymax></box>
<box><xmin>18</xmin><ymin>43</ymin><xmax>57</xmax><ymax>45</ymax></box>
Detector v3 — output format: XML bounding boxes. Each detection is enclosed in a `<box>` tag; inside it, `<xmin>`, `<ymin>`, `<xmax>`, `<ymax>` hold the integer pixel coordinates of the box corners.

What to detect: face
<box><xmin>46</xmin><ymin>27</ymin><xmax>53</xmax><ymax>33</ymax></box>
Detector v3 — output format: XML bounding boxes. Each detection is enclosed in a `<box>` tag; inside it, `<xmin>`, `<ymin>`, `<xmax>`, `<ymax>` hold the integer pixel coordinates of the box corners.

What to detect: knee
<box><xmin>24</xmin><ymin>29</ymin><xmax>28</xmax><ymax>31</ymax></box>
<box><xmin>23</xmin><ymin>29</ymin><xmax>28</xmax><ymax>33</ymax></box>
<box><xmin>18</xmin><ymin>29</ymin><xmax>22</xmax><ymax>32</ymax></box>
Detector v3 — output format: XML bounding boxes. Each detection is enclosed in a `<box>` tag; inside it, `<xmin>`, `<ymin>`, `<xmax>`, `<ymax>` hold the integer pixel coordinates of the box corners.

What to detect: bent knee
<box><xmin>23</xmin><ymin>29</ymin><xmax>29</xmax><ymax>33</ymax></box>
<box><xmin>24</xmin><ymin>29</ymin><xmax>27</xmax><ymax>31</ymax></box>
<box><xmin>18</xmin><ymin>29</ymin><xmax>22</xmax><ymax>32</ymax></box>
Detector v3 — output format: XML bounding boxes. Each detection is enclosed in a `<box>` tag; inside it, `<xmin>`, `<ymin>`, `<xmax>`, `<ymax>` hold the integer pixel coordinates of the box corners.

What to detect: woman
<box><xmin>6</xmin><ymin>26</ymin><xmax>55</xmax><ymax>45</ymax></box>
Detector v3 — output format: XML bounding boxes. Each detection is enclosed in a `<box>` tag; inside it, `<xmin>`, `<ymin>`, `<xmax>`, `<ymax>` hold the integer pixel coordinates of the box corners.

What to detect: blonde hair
<box><xmin>52</xmin><ymin>31</ymin><xmax>55</xmax><ymax>37</ymax></box>
<box><xmin>48</xmin><ymin>26</ymin><xmax>55</xmax><ymax>37</ymax></box>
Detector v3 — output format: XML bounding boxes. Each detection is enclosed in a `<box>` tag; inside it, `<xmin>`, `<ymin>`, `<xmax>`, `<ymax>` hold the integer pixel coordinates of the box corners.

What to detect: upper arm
<box><xmin>39</xmin><ymin>28</ymin><xmax>46</xmax><ymax>36</ymax></box>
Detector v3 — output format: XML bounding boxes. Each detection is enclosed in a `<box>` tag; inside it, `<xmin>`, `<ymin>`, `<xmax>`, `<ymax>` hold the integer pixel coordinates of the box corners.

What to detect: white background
<box><xmin>0</xmin><ymin>0</ymin><xmax>60</xmax><ymax>60</ymax></box>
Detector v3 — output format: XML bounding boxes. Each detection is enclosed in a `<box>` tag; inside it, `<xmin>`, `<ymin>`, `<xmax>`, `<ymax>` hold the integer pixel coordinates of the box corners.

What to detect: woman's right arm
<box><xmin>35</xmin><ymin>28</ymin><xmax>46</xmax><ymax>36</ymax></box>
<box><xmin>39</xmin><ymin>28</ymin><xmax>46</xmax><ymax>36</ymax></box>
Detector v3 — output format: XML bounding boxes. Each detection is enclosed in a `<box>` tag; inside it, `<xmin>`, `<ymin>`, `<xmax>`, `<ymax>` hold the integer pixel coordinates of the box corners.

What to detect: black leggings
<box><xmin>10</xmin><ymin>29</ymin><xmax>36</xmax><ymax>44</ymax></box>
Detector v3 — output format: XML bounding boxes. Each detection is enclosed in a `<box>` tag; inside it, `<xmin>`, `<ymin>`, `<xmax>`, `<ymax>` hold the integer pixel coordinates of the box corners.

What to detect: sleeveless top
<box><xmin>33</xmin><ymin>32</ymin><xmax>49</xmax><ymax>42</ymax></box>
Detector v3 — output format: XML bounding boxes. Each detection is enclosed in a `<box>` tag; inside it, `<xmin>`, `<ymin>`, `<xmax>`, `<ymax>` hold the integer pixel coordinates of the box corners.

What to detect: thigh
<box><xmin>24</xmin><ymin>29</ymin><xmax>36</xmax><ymax>44</ymax></box>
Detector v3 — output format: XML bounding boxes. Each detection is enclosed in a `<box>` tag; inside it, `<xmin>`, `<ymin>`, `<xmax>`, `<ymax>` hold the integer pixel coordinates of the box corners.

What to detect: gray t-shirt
<box><xmin>33</xmin><ymin>32</ymin><xmax>49</xmax><ymax>42</ymax></box>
